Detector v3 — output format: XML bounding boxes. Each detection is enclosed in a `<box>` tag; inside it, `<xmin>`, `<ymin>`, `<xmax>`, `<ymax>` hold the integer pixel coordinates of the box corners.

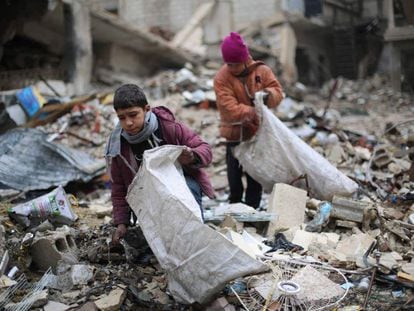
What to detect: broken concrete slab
<box><xmin>326</xmin><ymin>143</ymin><xmax>345</xmax><ymax>164</ymax></box>
<box><xmin>291</xmin><ymin>230</ymin><xmax>340</xmax><ymax>252</ymax></box>
<box><xmin>354</xmin><ymin>146</ymin><xmax>371</xmax><ymax>160</ymax></box>
<box><xmin>220</xmin><ymin>229</ymin><xmax>271</xmax><ymax>258</ymax></box>
<box><xmin>44</xmin><ymin>272</ymin><xmax>73</xmax><ymax>291</ymax></box>
<box><xmin>373</xmin><ymin>146</ymin><xmax>392</xmax><ymax>168</ymax></box>
<box><xmin>70</xmin><ymin>264</ymin><xmax>94</xmax><ymax>285</ymax></box>
<box><xmin>30</xmin><ymin>226</ymin><xmax>78</xmax><ymax>272</ymax></box>
<box><xmin>383</xmin><ymin>207</ymin><xmax>405</xmax><ymax>220</ymax></box>
<box><xmin>205</xmin><ymin>297</ymin><xmax>236</xmax><ymax>311</ymax></box>
<box><xmin>90</xmin><ymin>10</ymin><xmax>196</xmax><ymax>71</ymax></box>
<box><xmin>332</xmin><ymin>232</ymin><xmax>375</xmax><ymax>263</ymax></box>
<box><xmin>31</xmin><ymin>289</ymin><xmax>49</xmax><ymax>308</ymax></box>
<box><xmin>331</xmin><ymin>195</ymin><xmax>371</xmax><ymax>223</ymax></box>
<box><xmin>94</xmin><ymin>287</ymin><xmax>126</xmax><ymax>311</ymax></box>
<box><xmin>220</xmin><ymin>215</ymin><xmax>243</xmax><ymax>233</ymax></box>
<box><xmin>266</xmin><ymin>183</ymin><xmax>307</xmax><ymax>236</ymax></box>
<box><xmin>335</xmin><ymin>220</ymin><xmax>358</xmax><ymax>229</ymax></box>
<box><xmin>89</xmin><ymin>204</ymin><xmax>112</xmax><ymax>218</ymax></box>
<box><xmin>43</xmin><ymin>300</ymin><xmax>70</xmax><ymax>311</ymax></box>
<box><xmin>401</xmin><ymin>262</ymin><xmax>414</xmax><ymax>275</ymax></box>
<box><xmin>76</xmin><ymin>302</ymin><xmax>98</xmax><ymax>311</ymax></box>
<box><xmin>0</xmin><ymin>275</ymin><xmax>16</xmax><ymax>288</ymax></box>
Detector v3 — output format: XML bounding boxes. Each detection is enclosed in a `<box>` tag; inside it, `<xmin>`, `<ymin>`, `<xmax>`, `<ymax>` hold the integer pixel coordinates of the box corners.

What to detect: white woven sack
<box><xmin>234</xmin><ymin>93</ymin><xmax>358</xmax><ymax>200</ymax></box>
<box><xmin>127</xmin><ymin>145</ymin><xmax>267</xmax><ymax>304</ymax></box>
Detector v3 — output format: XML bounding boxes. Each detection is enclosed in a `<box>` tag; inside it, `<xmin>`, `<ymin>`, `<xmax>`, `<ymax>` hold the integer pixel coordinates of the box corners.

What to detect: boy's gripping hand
<box><xmin>178</xmin><ymin>146</ymin><xmax>195</xmax><ymax>165</ymax></box>
<box><xmin>112</xmin><ymin>224</ymin><xmax>127</xmax><ymax>244</ymax></box>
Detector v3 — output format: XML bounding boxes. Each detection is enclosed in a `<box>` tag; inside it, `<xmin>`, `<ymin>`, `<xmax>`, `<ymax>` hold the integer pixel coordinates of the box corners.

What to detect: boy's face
<box><xmin>227</xmin><ymin>62</ymin><xmax>245</xmax><ymax>76</ymax></box>
<box><xmin>116</xmin><ymin>105</ymin><xmax>150</xmax><ymax>135</ymax></box>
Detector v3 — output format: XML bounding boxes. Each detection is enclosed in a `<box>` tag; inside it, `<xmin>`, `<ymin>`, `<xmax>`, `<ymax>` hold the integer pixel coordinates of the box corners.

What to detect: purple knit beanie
<box><xmin>220</xmin><ymin>32</ymin><xmax>250</xmax><ymax>63</ymax></box>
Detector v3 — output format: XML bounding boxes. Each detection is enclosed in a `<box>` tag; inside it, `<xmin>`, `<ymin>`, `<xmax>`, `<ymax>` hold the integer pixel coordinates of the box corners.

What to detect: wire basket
<box><xmin>232</xmin><ymin>258</ymin><xmax>349</xmax><ymax>311</ymax></box>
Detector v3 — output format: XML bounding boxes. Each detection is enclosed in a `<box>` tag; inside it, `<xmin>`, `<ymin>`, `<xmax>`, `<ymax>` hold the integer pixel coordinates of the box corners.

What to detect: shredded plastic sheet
<box><xmin>0</xmin><ymin>128</ymin><xmax>105</xmax><ymax>191</ymax></box>
<box><xmin>234</xmin><ymin>92</ymin><xmax>358</xmax><ymax>200</ymax></box>
<box><xmin>127</xmin><ymin>145</ymin><xmax>267</xmax><ymax>304</ymax></box>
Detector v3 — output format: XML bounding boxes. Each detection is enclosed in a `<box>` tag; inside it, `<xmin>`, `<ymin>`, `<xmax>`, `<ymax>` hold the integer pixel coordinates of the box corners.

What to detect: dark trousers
<box><xmin>226</xmin><ymin>144</ymin><xmax>262</xmax><ymax>209</ymax></box>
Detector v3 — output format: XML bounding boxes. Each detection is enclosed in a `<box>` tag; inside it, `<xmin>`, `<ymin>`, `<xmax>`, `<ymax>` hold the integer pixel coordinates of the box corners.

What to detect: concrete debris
<box><xmin>220</xmin><ymin>215</ymin><xmax>244</xmax><ymax>233</ymax></box>
<box><xmin>43</xmin><ymin>300</ymin><xmax>71</xmax><ymax>311</ymax></box>
<box><xmin>76</xmin><ymin>302</ymin><xmax>98</xmax><ymax>311</ymax></box>
<box><xmin>292</xmin><ymin>229</ymin><xmax>340</xmax><ymax>253</ymax></box>
<box><xmin>333</xmin><ymin>232</ymin><xmax>375</xmax><ymax>264</ymax></box>
<box><xmin>29</xmin><ymin>289</ymin><xmax>49</xmax><ymax>308</ymax></box>
<box><xmin>0</xmin><ymin>6</ymin><xmax>413</xmax><ymax>310</ymax></box>
<box><xmin>205</xmin><ymin>297</ymin><xmax>236</xmax><ymax>311</ymax></box>
<box><xmin>0</xmin><ymin>275</ymin><xmax>16</xmax><ymax>288</ymax></box>
<box><xmin>30</xmin><ymin>226</ymin><xmax>78</xmax><ymax>272</ymax></box>
<box><xmin>70</xmin><ymin>264</ymin><xmax>94</xmax><ymax>285</ymax></box>
<box><xmin>331</xmin><ymin>196</ymin><xmax>372</xmax><ymax>223</ymax></box>
<box><xmin>266</xmin><ymin>183</ymin><xmax>307</xmax><ymax>236</ymax></box>
<box><xmin>94</xmin><ymin>287</ymin><xmax>126</xmax><ymax>311</ymax></box>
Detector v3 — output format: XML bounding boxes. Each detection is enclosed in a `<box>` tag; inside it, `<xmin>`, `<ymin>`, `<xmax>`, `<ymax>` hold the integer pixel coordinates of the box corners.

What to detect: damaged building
<box><xmin>1</xmin><ymin>0</ymin><xmax>413</xmax><ymax>92</ymax></box>
<box><xmin>1</xmin><ymin>1</ymin><xmax>414</xmax><ymax>310</ymax></box>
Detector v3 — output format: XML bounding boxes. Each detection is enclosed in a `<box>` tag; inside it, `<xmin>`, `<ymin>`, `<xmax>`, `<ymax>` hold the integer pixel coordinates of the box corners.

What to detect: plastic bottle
<box><xmin>305</xmin><ymin>202</ymin><xmax>332</xmax><ymax>232</ymax></box>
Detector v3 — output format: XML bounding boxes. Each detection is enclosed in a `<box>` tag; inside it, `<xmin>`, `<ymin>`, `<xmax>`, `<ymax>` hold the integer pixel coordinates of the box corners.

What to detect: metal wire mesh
<box><xmin>0</xmin><ymin>268</ymin><xmax>53</xmax><ymax>311</ymax></box>
<box><xmin>234</xmin><ymin>258</ymin><xmax>349</xmax><ymax>311</ymax></box>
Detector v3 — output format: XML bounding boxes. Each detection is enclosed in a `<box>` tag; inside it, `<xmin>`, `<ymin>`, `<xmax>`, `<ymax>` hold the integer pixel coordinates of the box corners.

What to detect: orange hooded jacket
<box><xmin>214</xmin><ymin>60</ymin><xmax>283</xmax><ymax>141</ymax></box>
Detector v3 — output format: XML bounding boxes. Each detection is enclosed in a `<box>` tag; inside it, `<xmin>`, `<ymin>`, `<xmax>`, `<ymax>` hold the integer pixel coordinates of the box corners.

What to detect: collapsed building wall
<box><xmin>0</xmin><ymin>0</ymin><xmax>195</xmax><ymax>92</ymax></box>
<box><xmin>118</xmin><ymin>0</ymin><xmax>205</xmax><ymax>34</ymax></box>
<box><xmin>0</xmin><ymin>0</ymin><xmax>55</xmax><ymax>90</ymax></box>
<box><xmin>382</xmin><ymin>0</ymin><xmax>414</xmax><ymax>92</ymax></box>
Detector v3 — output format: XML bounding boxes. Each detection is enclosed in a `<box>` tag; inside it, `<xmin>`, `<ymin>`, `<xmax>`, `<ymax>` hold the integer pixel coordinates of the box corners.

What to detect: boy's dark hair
<box><xmin>113</xmin><ymin>84</ymin><xmax>148</xmax><ymax>110</ymax></box>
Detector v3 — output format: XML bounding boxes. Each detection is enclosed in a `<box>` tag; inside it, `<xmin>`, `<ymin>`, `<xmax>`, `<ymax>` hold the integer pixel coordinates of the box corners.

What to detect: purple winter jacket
<box><xmin>105</xmin><ymin>106</ymin><xmax>215</xmax><ymax>225</ymax></box>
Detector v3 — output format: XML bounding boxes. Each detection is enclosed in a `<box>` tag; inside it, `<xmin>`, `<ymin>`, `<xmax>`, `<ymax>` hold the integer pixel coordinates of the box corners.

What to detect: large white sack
<box><xmin>126</xmin><ymin>145</ymin><xmax>267</xmax><ymax>304</ymax></box>
<box><xmin>234</xmin><ymin>93</ymin><xmax>358</xmax><ymax>200</ymax></box>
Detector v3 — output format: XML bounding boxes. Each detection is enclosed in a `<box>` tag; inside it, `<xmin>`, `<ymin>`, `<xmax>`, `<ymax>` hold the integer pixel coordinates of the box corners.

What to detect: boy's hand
<box><xmin>255</xmin><ymin>90</ymin><xmax>269</xmax><ymax>105</ymax></box>
<box><xmin>241</xmin><ymin>111</ymin><xmax>260</xmax><ymax>140</ymax></box>
<box><xmin>178</xmin><ymin>147</ymin><xmax>195</xmax><ymax>165</ymax></box>
<box><xmin>112</xmin><ymin>224</ymin><xmax>127</xmax><ymax>244</ymax></box>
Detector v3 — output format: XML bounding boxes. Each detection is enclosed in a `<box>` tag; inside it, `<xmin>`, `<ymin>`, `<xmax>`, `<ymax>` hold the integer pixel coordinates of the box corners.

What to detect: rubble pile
<box><xmin>0</xmin><ymin>65</ymin><xmax>414</xmax><ymax>310</ymax></box>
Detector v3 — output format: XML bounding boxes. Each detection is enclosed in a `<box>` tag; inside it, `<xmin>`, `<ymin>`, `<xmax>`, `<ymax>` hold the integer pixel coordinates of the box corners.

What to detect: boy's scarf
<box><xmin>121</xmin><ymin>111</ymin><xmax>158</xmax><ymax>144</ymax></box>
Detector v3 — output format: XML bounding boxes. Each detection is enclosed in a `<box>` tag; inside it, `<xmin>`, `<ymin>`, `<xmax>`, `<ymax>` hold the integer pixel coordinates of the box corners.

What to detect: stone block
<box><xmin>373</xmin><ymin>146</ymin><xmax>392</xmax><ymax>168</ymax></box>
<box><xmin>333</xmin><ymin>233</ymin><xmax>375</xmax><ymax>263</ymax></box>
<box><xmin>70</xmin><ymin>264</ymin><xmax>94</xmax><ymax>285</ymax></box>
<box><xmin>44</xmin><ymin>300</ymin><xmax>70</xmax><ymax>311</ymax></box>
<box><xmin>94</xmin><ymin>287</ymin><xmax>126</xmax><ymax>311</ymax></box>
<box><xmin>331</xmin><ymin>196</ymin><xmax>371</xmax><ymax>223</ymax></box>
<box><xmin>266</xmin><ymin>183</ymin><xmax>307</xmax><ymax>236</ymax></box>
<box><xmin>292</xmin><ymin>230</ymin><xmax>339</xmax><ymax>252</ymax></box>
<box><xmin>206</xmin><ymin>297</ymin><xmax>236</xmax><ymax>311</ymax></box>
<box><xmin>77</xmin><ymin>302</ymin><xmax>98</xmax><ymax>311</ymax></box>
<box><xmin>30</xmin><ymin>226</ymin><xmax>78</xmax><ymax>272</ymax></box>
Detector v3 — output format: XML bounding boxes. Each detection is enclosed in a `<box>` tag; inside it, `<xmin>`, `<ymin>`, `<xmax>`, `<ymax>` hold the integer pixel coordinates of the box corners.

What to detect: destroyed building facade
<box><xmin>1</xmin><ymin>0</ymin><xmax>414</xmax><ymax>93</ymax></box>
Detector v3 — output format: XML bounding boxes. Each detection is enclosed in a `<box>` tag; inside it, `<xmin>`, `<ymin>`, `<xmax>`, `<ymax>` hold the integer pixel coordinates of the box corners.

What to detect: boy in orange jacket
<box><xmin>214</xmin><ymin>32</ymin><xmax>283</xmax><ymax>208</ymax></box>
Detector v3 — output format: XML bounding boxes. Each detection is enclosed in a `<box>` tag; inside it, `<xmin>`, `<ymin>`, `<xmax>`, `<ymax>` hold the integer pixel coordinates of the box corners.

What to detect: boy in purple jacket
<box><xmin>105</xmin><ymin>84</ymin><xmax>214</xmax><ymax>244</ymax></box>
